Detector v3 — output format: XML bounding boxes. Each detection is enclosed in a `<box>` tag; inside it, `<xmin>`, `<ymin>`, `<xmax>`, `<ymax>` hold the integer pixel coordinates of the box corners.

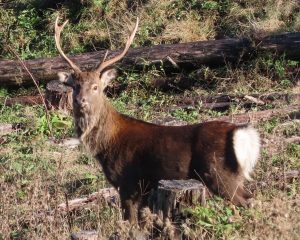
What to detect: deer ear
<box><xmin>100</xmin><ymin>69</ymin><xmax>117</xmax><ymax>88</ymax></box>
<box><xmin>58</xmin><ymin>72</ymin><xmax>74</xmax><ymax>86</ymax></box>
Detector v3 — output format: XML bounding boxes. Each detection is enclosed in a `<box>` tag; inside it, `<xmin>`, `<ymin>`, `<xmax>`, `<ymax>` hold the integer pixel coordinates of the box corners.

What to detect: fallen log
<box><xmin>212</xmin><ymin>104</ymin><xmax>299</xmax><ymax>124</ymax></box>
<box><xmin>1</xmin><ymin>32</ymin><xmax>300</xmax><ymax>86</ymax></box>
<box><xmin>0</xmin><ymin>95</ymin><xmax>43</xmax><ymax>106</ymax></box>
<box><xmin>170</xmin><ymin>92</ymin><xmax>300</xmax><ymax>111</ymax></box>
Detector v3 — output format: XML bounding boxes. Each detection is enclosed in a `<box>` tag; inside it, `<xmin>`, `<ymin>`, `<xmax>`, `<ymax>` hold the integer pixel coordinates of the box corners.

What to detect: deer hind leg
<box><xmin>226</xmin><ymin>180</ymin><xmax>253</xmax><ymax>207</ymax></box>
<box><xmin>229</xmin><ymin>185</ymin><xmax>249</xmax><ymax>207</ymax></box>
<box><xmin>210</xmin><ymin>169</ymin><xmax>252</xmax><ymax>206</ymax></box>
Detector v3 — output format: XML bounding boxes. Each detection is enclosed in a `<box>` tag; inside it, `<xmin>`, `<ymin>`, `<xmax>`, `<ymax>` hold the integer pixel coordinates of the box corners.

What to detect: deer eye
<box><xmin>92</xmin><ymin>85</ymin><xmax>98</xmax><ymax>91</ymax></box>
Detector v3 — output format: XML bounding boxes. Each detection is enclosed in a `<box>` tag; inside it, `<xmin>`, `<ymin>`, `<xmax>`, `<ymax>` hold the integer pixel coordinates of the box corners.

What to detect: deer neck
<box><xmin>74</xmin><ymin>96</ymin><xmax>120</xmax><ymax>155</ymax></box>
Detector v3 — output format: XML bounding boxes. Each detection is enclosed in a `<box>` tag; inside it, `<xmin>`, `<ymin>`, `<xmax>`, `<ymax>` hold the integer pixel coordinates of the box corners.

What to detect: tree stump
<box><xmin>45</xmin><ymin>80</ymin><xmax>73</xmax><ymax>114</ymax></box>
<box><xmin>153</xmin><ymin>179</ymin><xmax>207</xmax><ymax>221</ymax></box>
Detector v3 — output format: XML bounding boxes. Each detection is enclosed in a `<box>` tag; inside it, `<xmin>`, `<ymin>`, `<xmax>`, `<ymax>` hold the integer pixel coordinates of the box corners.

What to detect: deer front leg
<box><xmin>120</xmin><ymin>186</ymin><xmax>139</xmax><ymax>224</ymax></box>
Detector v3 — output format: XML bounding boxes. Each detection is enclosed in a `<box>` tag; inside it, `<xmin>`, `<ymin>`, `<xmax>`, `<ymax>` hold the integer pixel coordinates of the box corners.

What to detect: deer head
<box><xmin>55</xmin><ymin>16</ymin><xmax>139</xmax><ymax>115</ymax></box>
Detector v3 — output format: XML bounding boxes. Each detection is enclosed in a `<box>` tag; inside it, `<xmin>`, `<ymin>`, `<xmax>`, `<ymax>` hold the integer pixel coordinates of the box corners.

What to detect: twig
<box><xmin>0</xmin><ymin>96</ymin><xmax>7</xmax><ymax>114</ymax></box>
<box><xmin>65</xmin><ymin>193</ymin><xmax>73</xmax><ymax>233</ymax></box>
<box><xmin>58</xmin><ymin>188</ymin><xmax>119</xmax><ymax>212</ymax></box>
<box><xmin>166</xmin><ymin>56</ymin><xmax>179</xmax><ymax>69</ymax></box>
<box><xmin>105</xmin><ymin>18</ymin><xmax>113</xmax><ymax>50</ymax></box>
<box><xmin>7</xmin><ymin>45</ymin><xmax>53</xmax><ymax>136</ymax></box>
<box><xmin>244</xmin><ymin>95</ymin><xmax>265</xmax><ymax>105</ymax></box>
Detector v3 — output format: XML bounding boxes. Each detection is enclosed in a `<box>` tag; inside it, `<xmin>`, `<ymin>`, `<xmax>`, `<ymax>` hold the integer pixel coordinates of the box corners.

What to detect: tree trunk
<box><xmin>1</xmin><ymin>32</ymin><xmax>299</xmax><ymax>86</ymax></box>
<box><xmin>45</xmin><ymin>80</ymin><xmax>73</xmax><ymax>113</ymax></box>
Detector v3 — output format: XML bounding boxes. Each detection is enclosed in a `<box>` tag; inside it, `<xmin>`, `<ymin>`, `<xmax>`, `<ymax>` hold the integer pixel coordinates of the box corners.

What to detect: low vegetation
<box><xmin>0</xmin><ymin>0</ymin><xmax>299</xmax><ymax>239</ymax></box>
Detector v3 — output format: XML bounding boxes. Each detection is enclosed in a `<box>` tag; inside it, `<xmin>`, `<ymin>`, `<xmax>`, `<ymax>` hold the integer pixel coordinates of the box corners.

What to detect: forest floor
<box><xmin>1</xmin><ymin>0</ymin><xmax>299</xmax><ymax>239</ymax></box>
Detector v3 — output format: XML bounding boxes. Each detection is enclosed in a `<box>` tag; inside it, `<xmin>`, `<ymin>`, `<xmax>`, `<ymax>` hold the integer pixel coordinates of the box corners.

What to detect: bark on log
<box><xmin>1</xmin><ymin>32</ymin><xmax>300</xmax><ymax>86</ymax></box>
<box><xmin>0</xmin><ymin>95</ymin><xmax>43</xmax><ymax>106</ymax></box>
<box><xmin>152</xmin><ymin>179</ymin><xmax>207</xmax><ymax>221</ymax></box>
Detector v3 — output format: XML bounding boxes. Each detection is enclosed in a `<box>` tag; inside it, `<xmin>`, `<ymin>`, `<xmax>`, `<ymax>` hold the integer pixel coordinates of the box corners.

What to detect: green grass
<box><xmin>184</xmin><ymin>197</ymin><xmax>243</xmax><ymax>238</ymax></box>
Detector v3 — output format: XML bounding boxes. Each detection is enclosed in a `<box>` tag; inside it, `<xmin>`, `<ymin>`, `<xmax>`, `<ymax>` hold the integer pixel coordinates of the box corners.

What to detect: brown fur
<box><xmin>58</xmin><ymin>69</ymin><xmax>253</xmax><ymax>223</ymax></box>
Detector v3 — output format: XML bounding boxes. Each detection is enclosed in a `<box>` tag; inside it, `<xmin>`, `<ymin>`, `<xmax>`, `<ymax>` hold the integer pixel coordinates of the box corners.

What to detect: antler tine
<box><xmin>95</xmin><ymin>18</ymin><xmax>139</xmax><ymax>74</ymax></box>
<box><xmin>55</xmin><ymin>16</ymin><xmax>81</xmax><ymax>73</ymax></box>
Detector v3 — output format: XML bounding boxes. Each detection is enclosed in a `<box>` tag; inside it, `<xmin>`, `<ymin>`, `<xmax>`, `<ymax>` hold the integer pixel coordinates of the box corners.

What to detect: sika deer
<box><xmin>54</xmin><ymin>16</ymin><xmax>260</xmax><ymax>223</ymax></box>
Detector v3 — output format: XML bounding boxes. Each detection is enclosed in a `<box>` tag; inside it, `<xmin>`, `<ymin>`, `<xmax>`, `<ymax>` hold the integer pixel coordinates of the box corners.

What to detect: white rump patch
<box><xmin>233</xmin><ymin>126</ymin><xmax>260</xmax><ymax>180</ymax></box>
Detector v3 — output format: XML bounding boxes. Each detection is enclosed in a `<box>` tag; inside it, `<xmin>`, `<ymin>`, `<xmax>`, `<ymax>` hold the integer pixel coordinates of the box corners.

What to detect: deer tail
<box><xmin>233</xmin><ymin>126</ymin><xmax>261</xmax><ymax>180</ymax></box>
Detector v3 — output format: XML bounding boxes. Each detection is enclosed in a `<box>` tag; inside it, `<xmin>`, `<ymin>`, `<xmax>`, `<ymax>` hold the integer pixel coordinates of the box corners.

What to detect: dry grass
<box><xmin>162</xmin><ymin>13</ymin><xmax>216</xmax><ymax>42</ymax></box>
<box><xmin>0</xmin><ymin>138</ymin><xmax>121</xmax><ymax>239</ymax></box>
<box><xmin>1</xmin><ymin>0</ymin><xmax>300</xmax><ymax>58</ymax></box>
<box><xmin>0</xmin><ymin>98</ymin><xmax>299</xmax><ymax>239</ymax></box>
<box><xmin>0</xmin><ymin>0</ymin><xmax>299</xmax><ymax>239</ymax></box>
<box><xmin>250</xmin><ymin>0</ymin><xmax>299</xmax><ymax>35</ymax></box>
<box><xmin>237</xmin><ymin>119</ymin><xmax>300</xmax><ymax>240</ymax></box>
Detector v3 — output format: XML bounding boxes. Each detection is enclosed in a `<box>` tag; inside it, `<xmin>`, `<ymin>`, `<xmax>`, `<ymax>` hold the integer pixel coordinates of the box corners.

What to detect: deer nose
<box><xmin>76</xmin><ymin>96</ymin><xmax>86</xmax><ymax>106</ymax></box>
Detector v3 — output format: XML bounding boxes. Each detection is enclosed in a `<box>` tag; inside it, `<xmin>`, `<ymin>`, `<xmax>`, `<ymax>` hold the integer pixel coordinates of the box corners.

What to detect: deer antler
<box><xmin>55</xmin><ymin>16</ymin><xmax>81</xmax><ymax>73</ymax></box>
<box><xmin>95</xmin><ymin>18</ymin><xmax>139</xmax><ymax>74</ymax></box>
